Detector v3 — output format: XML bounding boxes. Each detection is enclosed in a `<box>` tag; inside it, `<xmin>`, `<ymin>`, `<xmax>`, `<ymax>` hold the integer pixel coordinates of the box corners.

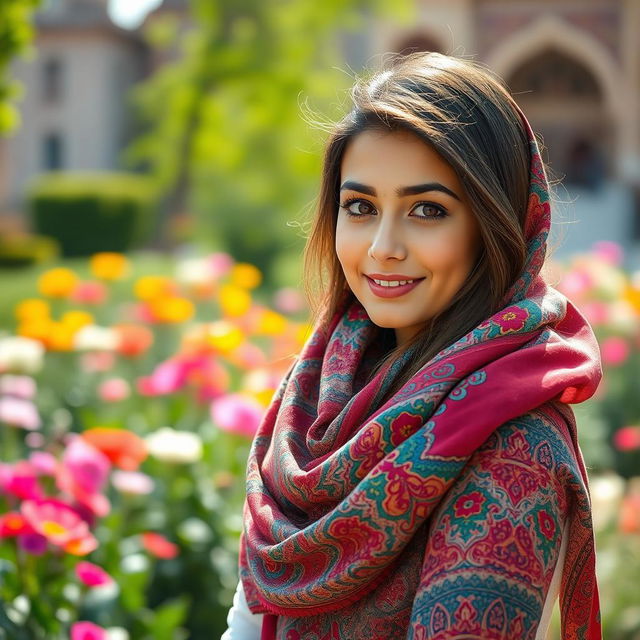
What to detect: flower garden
<box><xmin>0</xmin><ymin>242</ymin><xmax>639</xmax><ymax>639</ymax></box>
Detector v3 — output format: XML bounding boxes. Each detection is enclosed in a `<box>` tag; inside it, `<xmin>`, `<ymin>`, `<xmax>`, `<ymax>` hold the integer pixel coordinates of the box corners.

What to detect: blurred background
<box><xmin>0</xmin><ymin>1</ymin><xmax>639</xmax><ymax>639</ymax></box>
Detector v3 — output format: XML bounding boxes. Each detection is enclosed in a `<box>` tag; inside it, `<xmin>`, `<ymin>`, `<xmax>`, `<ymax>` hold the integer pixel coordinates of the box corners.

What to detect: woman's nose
<box><xmin>367</xmin><ymin>220</ymin><xmax>407</xmax><ymax>262</ymax></box>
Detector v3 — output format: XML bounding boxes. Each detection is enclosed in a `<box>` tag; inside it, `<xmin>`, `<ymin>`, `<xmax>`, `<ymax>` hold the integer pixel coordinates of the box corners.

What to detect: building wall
<box><xmin>0</xmin><ymin>28</ymin><xmax>145</xmax><ymax>216</ymax></box>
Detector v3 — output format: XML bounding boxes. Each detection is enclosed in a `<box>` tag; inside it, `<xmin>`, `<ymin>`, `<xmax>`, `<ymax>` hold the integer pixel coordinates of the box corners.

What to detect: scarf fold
<box><xmin>239</xmin><ymin>111</ymin><xmax>603</xmax><ymax>639</ymax></box>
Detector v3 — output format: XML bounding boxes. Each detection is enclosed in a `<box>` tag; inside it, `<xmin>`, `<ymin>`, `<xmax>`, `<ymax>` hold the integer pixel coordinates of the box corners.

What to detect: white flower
<box><xmin>74</xmin><ymin>325</ymin><xmax>119</xmax><ymax>351</ymax></box>
<box><xmin>175</xmin><ymin>257</ymin><xmax>212</xmax><ymax>287</ymax></box>
<box><xmin>0</xmin><ymin>336</ymin><xmax>45</xmax><ymax>374</ymax></box>
<box><xmin>145</xmin><ymin>427</ymin><xmax>203</xmax><ymax>463</ymax></box>
<box><xmin>590</xmin><ymin>473</ymin><xmax>625</xmax><ymax>531</ymax></box>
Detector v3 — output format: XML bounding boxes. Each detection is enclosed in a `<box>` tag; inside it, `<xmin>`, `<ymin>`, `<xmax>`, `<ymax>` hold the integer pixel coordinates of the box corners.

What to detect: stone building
<box><xmin>1</xmin><ymin>0</ymin><xmax>639</xmax><ymax>263</ymax></box>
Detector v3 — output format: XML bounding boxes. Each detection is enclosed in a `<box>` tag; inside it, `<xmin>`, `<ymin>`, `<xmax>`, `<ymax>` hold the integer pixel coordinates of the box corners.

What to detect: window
<box><xmin>42</xmin><ymin>133</ymin><xmax>64</xmax><ymax>170</ymax></box>
<box><xmin>43</xmin><ymin>58</ymin><xmax>63</xmax><ymax>103</ymax></box>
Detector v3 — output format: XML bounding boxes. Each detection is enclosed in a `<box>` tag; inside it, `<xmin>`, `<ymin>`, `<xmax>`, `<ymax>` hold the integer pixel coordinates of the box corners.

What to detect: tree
<box><xmin>0</xmin><ymin>0</ymin><xmax>42</xmax><ymax>134</ymax></box>
<box><xmin>126</xmin><ymin>0</ymin><xmax>414</xmax><ymax>282</ymax></box>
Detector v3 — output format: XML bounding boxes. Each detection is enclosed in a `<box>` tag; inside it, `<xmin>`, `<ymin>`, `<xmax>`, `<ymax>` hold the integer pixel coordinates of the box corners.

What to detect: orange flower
<box><xmin>18</xmin><ymin>317</ymin><xmax>55</xmax><ymax>345</ymax></box>
<box><xmin>134</xmin><ymin>276</ymin><xmax>176</xmax><ymax>301</ymax></box>
<box><xmin>219</xmin><ymin>284</ymin><xmax>251</xmax><ymax>317</ymax></box>
<box><xmin>81</xmin><ymin>428</ymin><xmax>147</xmax><ymax>471</ymax></box>
<box><xmin>113</xmin><ymin>324</ymin><xmax>154</xmax><ymax>357</ymax></box>
<box><xmin>90</xmin><ymin>252</ymin><xmax>130</xmax><ymax>281</ymax></box>
<box><xmin>141</xmin><ymin>532</ymin><xmax>179</xmax><ymax>559</ymax></box>
<box><xmin>148</xmin><ymin>296</ymin><xmax>195</xmax><ymax>324</ymax></box>
<box><xmin>38</xmin><ymin>268</ymin><xmax>79</xmax><ymax>298</ymax></box>
<box><xmin>15</xmin><ymin>299</ymin><xmax>50</xmax><ymax>323</ymax></box>
<box><xmin>230</xmin><ymin>263</ymin><xmax>262</xmax><ymax>290</ymax></box>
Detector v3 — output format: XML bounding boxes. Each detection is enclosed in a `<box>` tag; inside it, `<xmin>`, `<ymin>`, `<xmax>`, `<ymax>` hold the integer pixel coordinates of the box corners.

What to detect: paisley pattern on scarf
<box><xmin>239</xmin><ymin>110</ymin><xmax>603</xmax><ymax>639</ymax></box>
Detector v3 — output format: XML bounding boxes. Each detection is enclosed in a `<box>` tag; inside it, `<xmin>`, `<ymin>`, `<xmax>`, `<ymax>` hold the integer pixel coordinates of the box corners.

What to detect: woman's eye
<box><xmin>413</xmin><ymin>203</ymin><xmax>447</xmax><ymax>219</ymax></box>
<box><xmin>340</xmin><ymin>199</ymin><xmax>375</xmax><ymax>217</ymax></box>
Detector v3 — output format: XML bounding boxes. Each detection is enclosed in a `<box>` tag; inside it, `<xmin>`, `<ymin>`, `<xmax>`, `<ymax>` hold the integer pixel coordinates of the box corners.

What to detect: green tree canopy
<box><xmin>0</xmin><ymin>0</ymin><xmax>41</xmax><ymax>134</ymax></box>
<box><xmin>126</xmin><ymin>0</ymin><xmax>413</xmax><ymax>283</ymax></box>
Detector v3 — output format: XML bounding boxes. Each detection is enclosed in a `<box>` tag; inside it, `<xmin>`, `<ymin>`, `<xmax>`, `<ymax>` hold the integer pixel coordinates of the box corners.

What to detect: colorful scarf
<box><xmin>239</xmin><ymin>114</ymin><xmax>602</xmax><ymax>639</ymax></box>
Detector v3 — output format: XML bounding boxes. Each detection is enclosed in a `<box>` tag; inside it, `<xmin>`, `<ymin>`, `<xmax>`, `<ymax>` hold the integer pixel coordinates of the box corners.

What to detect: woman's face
<box><xmin>336</xmin><ymin>127</ymin><xmax>482</xmax><ymax>346</ymax></box>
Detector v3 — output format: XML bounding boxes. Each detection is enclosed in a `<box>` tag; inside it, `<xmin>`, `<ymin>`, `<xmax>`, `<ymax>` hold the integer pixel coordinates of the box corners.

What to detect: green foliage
<box><xmin>0</xmin><ymin>232</ymin><xmax>59</xmax><ymax>267</ymax></box>
<box><xmin>27</xmin><ymin>172</ymin><xmax>159</xmax><ymax>257</ymax></box>
<box><xmin>126</xmin><ymin>0</ymin><xmax>414</xmax><ymax>282</ymax></box>
<box><xmin>0</xmin><ymin>0</ymin><xmax>41</xmax><ymax>135</ymax></box>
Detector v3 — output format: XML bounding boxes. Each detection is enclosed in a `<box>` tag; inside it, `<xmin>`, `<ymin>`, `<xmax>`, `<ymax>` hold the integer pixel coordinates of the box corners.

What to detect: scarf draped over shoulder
<box><xmin>239</xmin><ymin>110</ymin><xmax>603</xmax><ymax>640</ymax></box>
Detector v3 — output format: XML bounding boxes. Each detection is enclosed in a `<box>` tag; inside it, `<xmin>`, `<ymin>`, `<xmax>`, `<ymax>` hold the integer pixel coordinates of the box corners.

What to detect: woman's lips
<box><xmin>365</xmin><ymin>275</ymin><xmax>424</xmax><ymax>298</ymax></box>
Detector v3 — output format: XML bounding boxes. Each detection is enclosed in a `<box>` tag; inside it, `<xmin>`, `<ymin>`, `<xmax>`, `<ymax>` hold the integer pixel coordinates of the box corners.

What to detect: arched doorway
<box><xmin>507</xmin><ymin>48</ymin><xmax>612</xmax><ymax>188</ymax></box>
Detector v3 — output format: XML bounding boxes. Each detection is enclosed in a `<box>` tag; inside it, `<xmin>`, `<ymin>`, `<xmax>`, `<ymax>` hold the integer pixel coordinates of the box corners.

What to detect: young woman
<box><xmin>222</xmin><ymin>52</ymin><xmax>602</xmax><ymax>640</ymax></box>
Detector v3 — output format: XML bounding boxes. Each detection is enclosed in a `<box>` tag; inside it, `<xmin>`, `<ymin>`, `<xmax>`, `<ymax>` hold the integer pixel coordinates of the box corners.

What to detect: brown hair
<box><xmin>303</xmin><ymin>52</ymin><xmax>531</xmax><ymax>396</ymax></box>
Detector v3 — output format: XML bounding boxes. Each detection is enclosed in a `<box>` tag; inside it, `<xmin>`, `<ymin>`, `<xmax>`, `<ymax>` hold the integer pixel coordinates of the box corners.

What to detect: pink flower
<box><xmin>80</xmin><ymin>351</ymin><xmax>115</xmax><ymax>373</ymax></box>
<box><xmin>581</xmin><ymin>301</ymin><xmax>609</xmax><ymax>327</ymax></box>
<box><xmin>0</xmin><ymin>397</ymin><xmax>40</xmax><ymax>430</ymax></box>
<box><xmin>558</xmin><ymin>269</ymin><xmax>594</xmax><ymax>299</ymax></box>
<box><xmin>21</xmin><ymin>498</ymin><xmax>90</xmax><ymax>547</ymax></box>
<box><xmin>0</xmin><ymin>374</ymin><xmax>36</xmax><ymax>399</ymax></box>
<box><xmin>29</xmin><ymin>451</ymin><xmax>58</xmax><ymax>476</ymax></box>
<box><xmin>111</xmin><ymin>470</ymin><xmax>154</xmax><ymax>495</ymax></box>
<box><xmin>0</xmin><ymin>461</ymin><xmax>43</xmax><ymax>500</ymax></box>
<box><xmin>71</xmin><ymin>621</ymin><xmax>107</xmax><ymax>640</ymax></box>
<box><xmin>601</xmin><ymin>336</ymin><xmax>629</xmax><ymax>367</ymax></box>
<box><xmin>211</xmin><ymin>393</ymin><xmax>264</xmax><ymax>438</ymax></box>
<box><xmin>593</xmin><ymin>241</ymin><xmax>623</xmax><ymax>266</ymax></box>
<box><xmin>62</xmin><ymin>437</ymin><xmax>111</xmax><ymax>495</ymax></box>
<box><xmin>495</xmin><ymin>306</ymin><xmax>529</xmax><ymax>333</ymax></box>
<box><xmin>72</xmin><ymin>281</ymin><xmax>108</xmax><ymax>305</ymax></box>
<box><xmin>75</xmin><ymin>561</ymin><xmax>113</xmax><ymax>587</ymax></box>
<box><xmin>97</xmin><ymin>377</ymin><xmax>130</xmax><ymax>403</ymax></box>
<box><xmin>613</xmin><ymin>426</ymin><xmax>640</xmax><ymax>451</ymax></box>
<box><xmin>58</xmin><ymin>437</ymin><xmax>111</xmax><ymax>517</ymax></box>
<box><xmin>137</xmin><ymin>359</ymin><xmax>187</xmax><ymax>396</ymax></box>
<box><xmin>274</xmin><ymin>287</ymin><xmax>305</xmax><ymax>314</ymax></box>
<box><xmin>229</xmin><ymin>342</ymin><xmax>267</xmax><ymax>370</ymax></box>
<box><xmin>208</xmin><ymin>252</ymin><xmax>234</xmax><ymax>278</ymax></box>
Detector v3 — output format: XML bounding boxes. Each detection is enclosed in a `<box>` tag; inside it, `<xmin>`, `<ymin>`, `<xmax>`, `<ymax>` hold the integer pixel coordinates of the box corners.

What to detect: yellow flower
<box><xmin>230</xmin><ymin>263</ymin><xmax>262</xmax><ymax>290</ymax></box>
<box><xmin>624</xmin><ymin>285</ymin><xmax>640</xmax><ymax>313</ymax></box>
<box><xmin>38</xmin><ymin>268</ymin><xmax>78</xmax><ymax>298</ymax></box>
<box><xmin>90</xmin><ymin>252</ymin><xmax>130</xmax><ymax>281</ymax></box>
<box><xmin>47</xmin><ymin>322</ymin><xmax>76</xmax><ymax>351</ymax></box>
<box><xmin>250</xmin><ymin>388</ymin><xmax>275</xmax><ymax>407</ymax></box>
<box><xmin>15</xmin><ymin>299</ymin><xmax>50</xmax><ymax>323</ymax></box>
<box><xmin>219</xmin><ymin>284</ymin><xmax>252</xmax><ymax>317</ymax></box>
<box><xmin>134</xmin><ymin>276</ymin><xmax>175</xmax><ymax>301</ymax></box>
<box><xmin>18</xmin><ymin>317</ymin><xmax>54</xmax><ymax>344</ymax></box>
<box><xmin>61</xmin><ymin>310</ymin><xmax>95</xmax><ymax>330</ymax></box>
<box><xmin>149</xmin><ymin>296</ymin><xmax>195</xmax><ymax>323</ymax></box>
<box><xmin>205</xmin><ymin>321</ymin><xmax>244</xmax><ymax>354</ymax></box>
<box><xmin>256</xmin><ymin>309</ymin><xmax>287</xmax><ymax>336</ymax></box>
<box><xmin>296</xmin><ymin>323</ymin><xmax>313</xmax><ymax>346</ymax></box>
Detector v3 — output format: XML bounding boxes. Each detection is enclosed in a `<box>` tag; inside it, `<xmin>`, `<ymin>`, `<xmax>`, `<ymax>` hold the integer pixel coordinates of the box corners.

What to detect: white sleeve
<box><xmin>220</xmin><ymin>579</ymin><xmax>264</xmax><ymax>640</ymax></box>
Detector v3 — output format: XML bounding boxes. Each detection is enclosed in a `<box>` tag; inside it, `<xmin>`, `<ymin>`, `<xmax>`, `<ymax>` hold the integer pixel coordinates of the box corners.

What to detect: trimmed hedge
<box><xmin>28</xmin><ymin>172</ymin><xmax>158</xmax><ymax>257</ymax></box>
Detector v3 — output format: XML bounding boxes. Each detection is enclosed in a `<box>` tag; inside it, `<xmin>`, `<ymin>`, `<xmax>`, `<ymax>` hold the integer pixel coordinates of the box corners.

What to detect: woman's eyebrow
<box><xmin>339</xmin><ymin>180</ymin><xmax>461</xmax><ymax>201</ymax></box>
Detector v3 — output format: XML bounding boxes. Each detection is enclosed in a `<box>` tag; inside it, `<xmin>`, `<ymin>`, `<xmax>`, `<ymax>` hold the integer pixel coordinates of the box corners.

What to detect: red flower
<box><xmin>496</xmin><ymin>307</ymin><xmax>529</xmax><ymax>333</ymax></box>
<box><xmin>613</xmin><ymin>426</ymin><xmax>640</xmax><ymax>452</ymax></box>
<box><xmin>141</xmin><ymin>532</ymin><xmax>179</xmax><ymax>559</ymax></box>
<box><xmin>537</xmin><ymin>510</ymin><xmax>556</xmax><ymax>540</ymax></box>
<box><xmin>453</xmin><ymin>491</ymin><xmax>485</xmax><ymax>518</ymax></box>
